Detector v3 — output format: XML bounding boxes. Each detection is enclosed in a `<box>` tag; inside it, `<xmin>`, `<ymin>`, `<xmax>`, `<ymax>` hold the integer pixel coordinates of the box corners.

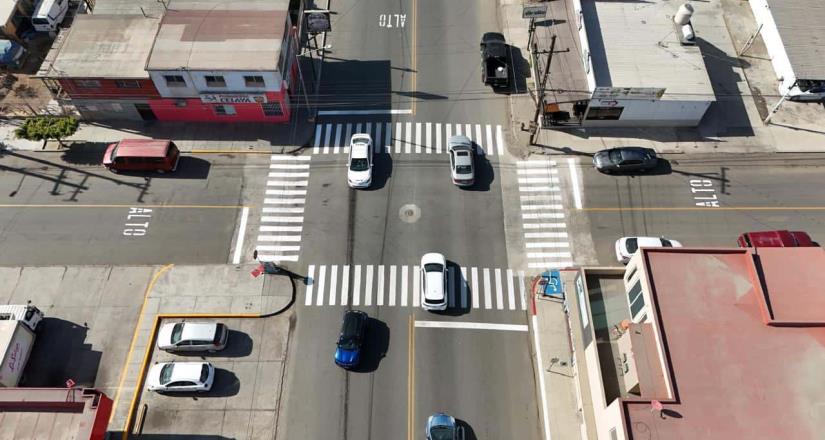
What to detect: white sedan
<box><xmin>420</xmin><ymin>253</ymin><xmax>448</xmax><ymax>311</ymax></box>
<box><xmin>347</xmin><ymin>133</ymin><xmax>373</xmax><ymax>188</ymax></box>
<box><xmin>615</xmin><ymin>236</ymin><xmax>682</xmax><ymax>263</ymax></box>
<box><xmin>146</xmin><ymin>362</ymin><xmax>215</xmax><ymax>393</ymax></box>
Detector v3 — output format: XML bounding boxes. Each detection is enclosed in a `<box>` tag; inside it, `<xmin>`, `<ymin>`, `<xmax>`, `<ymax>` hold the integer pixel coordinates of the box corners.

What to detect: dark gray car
<box><xmin>593</xmin><ymin>147</ymin><xmax>658</xmax><ymax>174</ymax></box>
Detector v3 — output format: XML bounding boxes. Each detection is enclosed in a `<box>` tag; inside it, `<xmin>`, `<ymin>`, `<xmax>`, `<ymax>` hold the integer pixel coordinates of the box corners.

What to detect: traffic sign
<box><xmin>523</xmin><ymin>4</ymin><xmax>548</xmax><ymax>19</ymax></box>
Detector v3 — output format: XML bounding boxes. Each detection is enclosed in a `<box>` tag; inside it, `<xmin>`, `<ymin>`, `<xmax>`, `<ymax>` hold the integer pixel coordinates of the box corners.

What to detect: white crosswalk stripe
<box><xmin>517</xmin><ymin>160</ymin><xmax>575</xmax><ymax>271</ymax></box>
<box><xmin>311</xmin><ymin>121</ymin><xmax>507</xmax><ymax>156</ymax></box>
<box><xmin>256</xmin><ymin>155</ymin><xmax>312</xmax><ymax>263</ymax></box>
<box><xmin>302</xmin><ymin>264</ymin><xmax>528</xmax><ymax>310</ymax></box>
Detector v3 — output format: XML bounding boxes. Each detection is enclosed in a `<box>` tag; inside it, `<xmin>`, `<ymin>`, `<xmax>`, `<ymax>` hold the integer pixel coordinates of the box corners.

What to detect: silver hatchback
<box><xmin>156</xmin><ymin>321</ymin><xmax>229</xmax><ymax>352</ymax></box>
<box><xmin>448</xmin><ymin>135</ymin><xmax>475</xmax><ymax>187</ymax></box>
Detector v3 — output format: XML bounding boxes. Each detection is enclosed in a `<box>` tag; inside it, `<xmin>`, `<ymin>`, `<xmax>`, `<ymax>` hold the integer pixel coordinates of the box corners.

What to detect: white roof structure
<box><xmin>762</xmin><ymin>0</ymin><xmax>825</xmax><ymax>80</ymax></box>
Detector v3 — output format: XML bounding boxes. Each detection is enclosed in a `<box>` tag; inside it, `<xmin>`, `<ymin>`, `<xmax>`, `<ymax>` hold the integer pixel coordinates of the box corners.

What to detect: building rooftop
<box><xmin>0</xmin><ymin>388</ymin><xmax>112</xmax><ymax>440</ymax></box>
<box><xmin>626</xmin><ymin>248</ymin><xmax>825</xmax><ymax>439</ymax></box>
<box><xmin>0</xmin><ymin>0</ymin><xmax>17</xmax><ymax>23</ymax></box>
<box><xmin>40</xmin><ymin>15</ymin><xmax>160</xmax><ymax>79</ymax></box>
<box><xmin>582</xmin><ymin>0</ymin><xmax>715</xmax><ymax>101</ymax></box>
<box><xmin>763</xmin><ymin>0</ymin><xmax>825</xmax><ymax>80</ymax></box>
<box><xmin>146</xmin><ymin>0</ymin><xmax>290</xmax><ymax>71</ymax></box>
<box><xmin>91</xmin><ymin>0</ymin><xmax>167</xmax><ymax>16</ymax></box>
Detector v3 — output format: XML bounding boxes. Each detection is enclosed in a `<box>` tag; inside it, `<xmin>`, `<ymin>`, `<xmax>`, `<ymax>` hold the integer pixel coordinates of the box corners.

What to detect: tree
<box><xmin>14</xmin><ymin>116</ymin><xmax>79</xmax><ymax>146</ymax></box>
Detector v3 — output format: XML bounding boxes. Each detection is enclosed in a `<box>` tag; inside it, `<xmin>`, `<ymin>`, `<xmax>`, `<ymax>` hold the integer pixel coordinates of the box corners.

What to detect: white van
<box><xmin>32</xmin><ymin>0</ymin><xmax>69</xmax><ymax>33</ymax></box>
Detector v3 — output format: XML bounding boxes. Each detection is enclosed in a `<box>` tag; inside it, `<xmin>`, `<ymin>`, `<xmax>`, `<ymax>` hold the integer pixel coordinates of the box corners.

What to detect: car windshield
<box><xmin>170</xmin><ymin>323</ymin><xmax>184</xmax><ymax>344</ymax></box>
<box><xmin>456</xmin><ymin>165</ymin><xmax>472</xmax><ymax>174</ymax></box>
<box><xmin>350</xmin><ymin>158</ymin><xmax>369</xmax><ymax>172</ymax></box>
<box><xmin>608</xmin><ymin>149</ymin><xmax>623</xmax><ymax>163</ymax></box>
<box><xmin>339</xmin><ymin>315</ymin><xmax>361</xmax><ymax>350</ymax></box>
<box><xmin>424</xmin><ymin>263</ymin><xmax>443</xmax><ymax>273</ymax></box>
<box><xmin>200</xmin><ymin>364</ymin><xmax>209</xmax><ymax>383</ymax></box>
<box><xmin>429</xmin><ymin>426</ymin><xmax>456</xmax><ymax>440</ymax></box>
<box><xmin>626</xmin><ymin>238</ymin><xmax>639</xmax><ymax>254</ymax></box>
<box><xmin>159</xmin><ymin>364</ymin><xmax>174</xmax><ymax>385</ymax></box>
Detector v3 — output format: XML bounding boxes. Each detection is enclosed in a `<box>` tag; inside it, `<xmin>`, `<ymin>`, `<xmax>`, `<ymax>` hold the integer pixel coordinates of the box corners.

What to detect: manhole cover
<box><xmin>399</xmin><ymin>203</ymin><xmax>421</xmax><ymax>223</ymax></box>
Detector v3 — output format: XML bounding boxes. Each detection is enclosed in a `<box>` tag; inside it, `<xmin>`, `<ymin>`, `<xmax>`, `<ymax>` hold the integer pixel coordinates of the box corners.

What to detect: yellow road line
<box><xmin>584</xmin><ymin>206</ymin><xmax>825</xmax><ymax>212</ymax></box>
<box><xmin>411</xmin><ymin>0</ymin><xmax>417</xmax><ymax>115</ymax></box>
<box><xmin>0</xmin><ymin>204</ymin><xmax>249</xmax><ymax>209</ymax></box>
<box><xmin>109</xmin><ymin>264</ymin><xmax>174</xmax><ymax>425</ymax></box>
<box><xmin>407</xmin><ymin>314</ymin><xmax>415</xmax><ymax>440</ymax></box>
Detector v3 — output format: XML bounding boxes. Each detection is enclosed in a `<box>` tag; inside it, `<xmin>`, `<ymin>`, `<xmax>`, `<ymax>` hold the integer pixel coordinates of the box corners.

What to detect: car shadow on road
<box><xmin>21</xmin><ymin>317</ymin><xmax>102</xmax><ymax>388</ymax></box>
<box><xmin>431</xmin><ymin>261</ymin><xmax>471</xmax><ymax>316</ymax></box>
<box><xmin>170</xmin><ymin>330</ymin><xmax>253</xmax><ymax>359</ymax></box>
<box><xmin>457</xmin><ymin>419</ymin><xmax>478</xmax><ymax>440</ymax></box>
<box><xmin>351</xmin><ymin>317</ymin><xmax>390</xmax><ymax>373</ymax></box>
<box><xmin>462</xmin><ymin>149</ymin><xmax>493</xmax><ymax>192</ymax></box>
<box><xmin>603</xmin><ymin>158</ymin><xmax>673</xmax><ymax>177</ymax></box>
<box><xmin>362</xmin><ymin>150</ymin><xmax>393</xmax><ymax>191</ymax></box>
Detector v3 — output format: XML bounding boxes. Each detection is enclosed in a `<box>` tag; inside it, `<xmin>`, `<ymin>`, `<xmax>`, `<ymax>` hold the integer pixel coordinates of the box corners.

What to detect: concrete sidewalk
<box><xmin>499</xmin><ymin>0</ymin><xmax>825</xmax><ymax>157</ymax></box>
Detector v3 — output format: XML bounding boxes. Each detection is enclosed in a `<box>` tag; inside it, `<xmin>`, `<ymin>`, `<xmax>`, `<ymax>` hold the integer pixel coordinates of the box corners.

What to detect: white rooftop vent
<box><xmin>674</xmin><ymin>3</ymin><xmax>694</xmax><ymax>26</ymax></box>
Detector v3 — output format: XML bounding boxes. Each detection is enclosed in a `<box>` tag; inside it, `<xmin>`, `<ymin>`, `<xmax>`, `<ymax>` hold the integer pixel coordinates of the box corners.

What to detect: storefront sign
<box><xmin>592</xmin><ymin>87</ymin><xmax>666</xmax><ymax>100</ymax></box>
<box><xmin>522</xmin><ymin>4</ymin><xmax>548</xmax><ymax>19</ymax></box>
<box><xmin>200</xmin><ymin>94</ymin><xmax>268</xmax><ymax>104</ymax></box>
<box><xmin>305</xmin><ymin>10</ymin><xmax>332</xmax><ymax>33</ymax></box>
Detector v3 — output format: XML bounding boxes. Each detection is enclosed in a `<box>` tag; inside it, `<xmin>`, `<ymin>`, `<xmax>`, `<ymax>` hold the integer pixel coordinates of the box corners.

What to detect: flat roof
<box><xmin>43</xmin><ymin>15</ymin><xmax>160</xmax><ymax>79</ymax></box>
<box><xmin>582</xmin><ymin>0</ymin><xmax>715</xmax><ymax>101</ymax></box>
<box><xmin>627</xmin><ymin>248</ymin><xmax>825</xmax><ymax>439</ymax></box>
<box><xmin>0</xmin><ymin>388</ymin><xmax>111</xmax><ymax>440</ymax></box>
<box><xmin>146</xmin><ymin>0</ymin><xmax>289</xmax><ymax>71</ymax></box>
<box><xmin>0</xmin><ymin>0</ymin><xmax>17</xmax><ymax>23</ymax></box>
<box><xmin>764</xmin><ymin>0</ymin><xmax>825</xmax><ymax>80</ymax></box>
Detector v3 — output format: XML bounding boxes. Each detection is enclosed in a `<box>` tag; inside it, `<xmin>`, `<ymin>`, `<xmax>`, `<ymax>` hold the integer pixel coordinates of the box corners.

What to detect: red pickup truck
<box><xmin>736</xmin><ymin>230</ymin><xmax>815</xmax><ymax>248</ymax></box>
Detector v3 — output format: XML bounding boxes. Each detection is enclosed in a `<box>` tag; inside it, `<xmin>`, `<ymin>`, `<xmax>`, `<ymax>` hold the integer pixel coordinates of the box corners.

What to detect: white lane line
<box><xmin>521</xmin><ymin>194</ymin><xmax>563</xmax><ymax>202</ymax></box>
<box><xmin>267</xmin><ymin>180</ymin><xmax>308</xmax><ymax>187</ymax></box>
<box><xmin>261</xmin><ymin>216</ymin><xmax>304</xmax><ymax>223</ymax></box>
<box><xmin>471</xmin><ymin>267</ymin><xmax>480</xmax><ymax>309</ymax></box>
<box><xmin>333</xmin><ymin>123</ymin><xmax>343</xmax><ymax>154</ymax></box>
<box><xmin>266</xmin><ymin>189</ymin><xmax>307</xmax><ymax>196</ymax></box>
<box><xmin>568</xmin><ymin>157</ymin><xmax>583</xmax><ymax>210</ymax></box>
<box><xmin>533</xmin><ymin>313</ymin><xmax>553</xmax><ymax>440</ymax></box>
<box><xmin>485</xmin><ymin>124</ymin><xmax>494</xmax><ymax>156</ymax></box>
<box><xmin>528</xmin><ymin>261</ymin><xmax>574</xmax><ymax>269</ymax></box>
<box><xmin>405</xmin><ymin>122</ymin><xmax>413</xmax><ymax>154</ymax></box>
<box><xmin>454</xmin><ymin>123</ymin><xmax>461</xmax><ymax>136</ymax></box>
<box><xmin>525</xmin><ymin>232</ymin><xmax>569</xmax><ymax>238</ymax></box>
<box><xmin>315</xmin><ymin>265</ymin><xmax>326</xmax><ymax>306</ymax></box>
<box><xmin>270</xmin><ymin>163</ymin><xmax>310</xmax><ymax>169</ymax></box>
<box><xmin>395</xmin><ymin>122</ymin><xmax>403</xmax><ymax>154</ymax></box>
<box><xmin>313</xmin><ymin>125</ymin><xmax>322</xmax><ymax>154</ymax></box>
<box><xmin>264</xmin><ymin>198</ymin><xmax>306</xmax><ymax>205</ymax></box>
<box><xmin>413</xmin><ymin>265</ymin><xmax>421</xmax><ymax>307</ymax></box>
<box><xmin>414</xmin><ymin>321</ymin><xmax>528</xmax><ymax>332</ymax></box>
<box><xmin>506</xmin><ymin>269</ymin><xmax>516</xmax><ymax>311</ymax></box>
<box><xmin>519</xmin><ymin>177</ymin><xmax>559</xmax><ymax>184</ymax></box>
<box><xmin>523</xmin><ymin>222</ymin><xmax>567</xmax><ymax>229</ymax></box>
<box><xmin>523</xmin><ymin>213</ymin><xmax>565</xmax><ymax>220</ymax></box>
<box><xmin>483</xmin><ymin>268</ymin><xmax>492</xmax><ymax>310</ymax></box>
<box><xmin>364</xmin><ymin>265</ymin><xmax>374</xmax><ymax>306</ymax></box>
<box><xmin>465</xmin><ymin>124</ymin><xmax>472</xmax><ymax>143</ymax></box>
<box><xmin>341</xmin><ymin>265</ymin><xmax>350</xmax><ymax>306</ymax></box>
<box><xmin>401</xmin><ymin>265</ymin><xmax>409</xmax><ymax>307</ymax></box>
<box><xmin>256</xmin><ymin>235</ymin><xmax>301</xmax><ymax>242</ymax></box>
<box><xmin>255</xmin><ymin>245</ymin><xmax>300</xmax><ymax>252</ymax></box>
<box><xmin>344</xmin><ymin>124</ymin><xmax>353</xmax><ymax>154</ymax></box>
<box><xmin>518</xmin><ymin>271</ymin><xmax>527</xmax><ymax>311</ymax></box>
<box><xmin>271</xmin><ymin>155</ymin><xmax>312</xmax><ymax>161</ymax></box>
<box><xmin>385</xmin><ymin>122</ymin><xmax>392</xmax><ymax>154</ymax></box>
<box><xmin>519</xmin><ymin>186</ymin><xmax>561</xmax><ymax>193</ymax></box>
<box><xmin>262</xmin><ymin>207</ymin><xmax>305</xmax><ymax>214</ymax></box>
<box><xmin>317</xmin><ymin>109</ymin><xmax>412</xmax><ymax>115</ymax></box>
<box><xmin>353</xmin><ymin>265</ymin><xmax>362</xmax><ymax>306</ymax></box>
<box><xmin>329</xmin><ymin>264</ymin><xmax>338</xmax><ymax>306</ymax></box>
<box><xmin>475</xmin><ymin>124</ymin><xmax>484</xmax><ymax>155</ymax></box>
<box><xmin>436</xmin><ymin>123</ymin><xmax>442</xmax><ymax>153</ymax></box>
<box><xmin>257</xmin><ymin>254</ymin><xmax>299</xmax><ymax>262</ymax></box>
<box><xmin>494</xmin><ymin>268</ymin><xmax>504</xmax><ymax>310</ymax></box>
<box><xmin>448</xmin><ymin>267</ymin><xmax>456</xmax><ymax>308</ymax></box>
<box><xmin>521</xmin><ymin>204</ymin><xmax>564</xmax><ymax>211</ymax></box>
<box><xmin>259</xmin><ymin>225</ymin><xmax>302</xmax><ymax>232</ymax></box>
<box><xmin>460</xmin><ymin>267</ymin><xmax>468</xmax><ymax>309</ymax></box>
<box><xmin>323</xmin><ymin>123</ymin><xmax>332</xmax><ymax>154</ymax></box>
<box><xmin>305</xmin><ymin>265</ymin><xmax>316</xmax><ymax>306</ymax></box>
<box><xmin>375</xmin><ymin>123</ymin><xmax>383</xmax><ymax>154</ymax></box>
<box><xmin>495</xmin><ymin>125</ymin><xmax>505</xmax><ymax>157</ymax></box>
<box><xmin>415</xmin><ymin>123</ymin><xmax>422</xmax><ymax>154</ymax></box>
<box><xmin>232</xmin><ymin>207</ymin><xmax>249</xmax><ymax>265</ymax></box>
<box><xmin>517</xmin><ymin>160</ymin><xmax>556</xmax><ymax>166</ymax></box>
<box><xmin>361</xmin><ymin>123</ymin><xmax>370</xmax><ymax>154</ymax></box>
<box><xmin>377</xmin><ymin>265</ymin><xmax>385</xmax><ymax>306</ymax></box>
<box><xmin>389</xmin><ymin>265</ymin><xmax>397</xmax><ymax>307</ymax></box>
<box><xmin>526</xmin><ymin>242</ymin><xmax>570</xmax><ymax>248</ymax></box>
<box><xmin>528</xmin><ymin>252</ymin><xmax>573</xmax><ymax>259</ymax></box>
<box><xmin>445</xmin><ymin>124</ymin><xmax>452</xmax><ymax>151</ymax></box>
<box><xmin>425</xmin><ymin>123</ymin><xmax>432</xmax><ymax>154</ymax></box>
<box><xmin>517</xmin><ymin>168</ymin><xmax>558</xmax><ymax>175</ymax></box>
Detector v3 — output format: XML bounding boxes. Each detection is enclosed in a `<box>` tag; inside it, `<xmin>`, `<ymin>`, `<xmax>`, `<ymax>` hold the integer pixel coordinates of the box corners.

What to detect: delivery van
<box><xmin>32</xmin><ymin>0</ymin><xmax>69</xmax><ymax>33</ymax></box>
<box><xmin>0</xmin><ymin>304</ymin><xmax>44</xmax><ymax>387</ymax></box>
<box><xmin>103</xmin><ymin>139</ymin><xmax>181</xmax><ymax>173</ymax></box>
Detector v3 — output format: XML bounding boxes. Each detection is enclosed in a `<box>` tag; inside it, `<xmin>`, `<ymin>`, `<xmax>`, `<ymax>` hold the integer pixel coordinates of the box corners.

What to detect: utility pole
<box><xmin>530</xmin><ymin>34</ymin><xmax>556</xmax><ymax>146</ymax></box>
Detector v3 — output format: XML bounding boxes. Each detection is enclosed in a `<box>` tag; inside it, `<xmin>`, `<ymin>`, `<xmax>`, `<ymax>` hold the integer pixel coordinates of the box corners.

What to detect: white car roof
<box><xmin>163</xmin><ymin>362</ymin><xmax>208</xmax><ymax>383</ymax></box>
<box><xmin>633</xmin><ymin>237</ymin><xmax>667</xmax><ymax>248</ymax></box>
<box><xmin>158</xmin><ymin>322</ymin><xmax>217</xmax><ymax>345</ymax></box>
<box><xmin>421</xmin><ymin>252</ymin><xmax>446</xmax><ymax>266</ymax></box>
<box><xmin>350</xmin><ymin>142</ymin><xmax>370</xmax><ymax>158</ymax></box>
<box><xmin>424</xmin><ymin>272</ymin><xmax>445</xmax><ymax>301</ymax></box>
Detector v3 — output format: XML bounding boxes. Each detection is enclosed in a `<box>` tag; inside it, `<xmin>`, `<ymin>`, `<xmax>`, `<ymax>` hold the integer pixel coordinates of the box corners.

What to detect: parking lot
<box><xmin>134</xmin><ymin>316</ymin><xmax>290</xmax><ymax>439</ymax></box>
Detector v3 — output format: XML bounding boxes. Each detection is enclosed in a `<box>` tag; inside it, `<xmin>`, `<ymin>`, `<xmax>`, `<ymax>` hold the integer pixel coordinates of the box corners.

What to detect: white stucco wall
<box><xmin>149</xmin><ymin>70</ymin><xmax>283</xmax><ymax>98</ymax></box>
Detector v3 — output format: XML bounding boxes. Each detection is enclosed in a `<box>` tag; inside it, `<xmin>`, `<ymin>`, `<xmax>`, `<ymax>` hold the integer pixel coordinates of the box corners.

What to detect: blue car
<box><xmin>334</xmin><ymin>310</ymin><xmax>368</xmax><ymax>369</ymax></box>
<box><xmin>426</xmin><ymin>412</ymin><xmax>462</xmax><ymax>440</ymax></box>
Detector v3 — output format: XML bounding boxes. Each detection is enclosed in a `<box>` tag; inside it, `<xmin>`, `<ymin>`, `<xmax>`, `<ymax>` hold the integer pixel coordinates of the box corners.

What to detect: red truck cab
<box><xmin>736</xmin><ymin>230</ymin><xmax>815</xmax><ymax>248</ymax></box>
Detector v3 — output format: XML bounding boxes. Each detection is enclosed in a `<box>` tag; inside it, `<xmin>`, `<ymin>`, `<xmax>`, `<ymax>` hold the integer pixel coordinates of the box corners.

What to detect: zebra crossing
<box><xmin>312</xmin><ymin>121</ymin><xmax>507</xmax><ymax>156</ymax></box>
<box><xmin>517</xmin><ymin>160</ymin><xmax>574</xmax><ymax>270</ymax></box>
<box><xmin>304</xmin><ymin>264</ymin><xmax>530</xmax><ymax>311</ymax></box>
<box><xmin>255</xmin><ymin>155</ymin><xmax>312</xmax><ymax>262</ymax></box>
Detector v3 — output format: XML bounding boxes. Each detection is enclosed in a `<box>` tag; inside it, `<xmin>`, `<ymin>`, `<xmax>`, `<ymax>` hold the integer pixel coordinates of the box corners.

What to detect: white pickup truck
<box><xmin>0</xmin><ymin>304</ymin><xmax>44</xmax><ymax>387</ymax></box>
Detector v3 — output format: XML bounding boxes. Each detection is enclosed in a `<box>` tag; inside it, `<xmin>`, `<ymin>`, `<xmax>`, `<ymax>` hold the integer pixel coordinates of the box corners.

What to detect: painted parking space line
<box><xmin>414</xmin><ymin>321</ymin><xmax>528</xmax><ymax>332</ymax></box>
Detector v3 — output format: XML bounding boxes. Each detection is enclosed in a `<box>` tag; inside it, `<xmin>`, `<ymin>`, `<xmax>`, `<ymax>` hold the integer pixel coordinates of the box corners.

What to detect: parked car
<box><xmin>347</xmin><ymin>133</ymin><xmax>373</xmax><ymax>188</ymax></box>
<box><xmin>420</xmin><ymin>253</ymin><xmax>448</xmax><ymax>311</ymax></box>
<box><xmin>737</xmin><ymin>230</ymin><xmax>815</xmax><ymax>248</ymax></box>
<box><xmin>146</xmin><ymin>362</ymin><xmax>215</xmax><ymax>393</ymax></box>
<box><xmin>426</xmin><ymin>412</ymin><xmax>462</xmax><ymax>440</ymax></box>
<box><xmin>32</xmin><ymin>0</ymin><xmax>70</xmax><ymax>32</ymax></box>
<box><xmin>593</xmin><ymin>147</ymin><xmax>658</xmax><ymax>174</ymax></box>
<box><xmin>448</xmin><ymin>136</ymin><xmax>475</xmax><ymax>186</ymax></box>
<box><xmin>156</xmin><ymin>321</ymin><xmax>229</xmax><ymax>352</ymax></box>
<box><xmin>480</xmin><ymin>32</ymin><xmax>509</xmax><ymax>88</ymax></box>
<box><xmin>0</xmin><ymin>39</ymin><xmax>27</xmax><ymax>70</ymax></box>
<box><xmin>615</xmin><ymin>236</ymin><xmax>682</xmax><ymax>263</ymax></box>
<box><xmin>103</xmin><ymin>139</ymin><xmax>181</xmax><ymax>173</ymax></box>
<box><xmin>334</xmin><ymin>310</ymin><xmax>368</xmax><ymax>369</ymax></box>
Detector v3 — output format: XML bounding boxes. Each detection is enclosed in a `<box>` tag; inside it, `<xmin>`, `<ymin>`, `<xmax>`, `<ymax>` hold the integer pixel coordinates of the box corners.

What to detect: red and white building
<box><xmin>39</xmin><ymin>0</ymin><xmax>299</xmax><ymax>123</ymax></box>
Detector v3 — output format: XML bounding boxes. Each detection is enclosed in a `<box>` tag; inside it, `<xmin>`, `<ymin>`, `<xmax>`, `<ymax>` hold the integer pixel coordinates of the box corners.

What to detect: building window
<box><xmin>625</xmin><ymin>265</ymin><xmax>638</xmax><ymax>283</ymax></box>
<box><xmin>261</xmin><ymin>102</ymin><xmax>282</xmax><ymax>116</ymax></box>
<box><xmin>244</xmin><ymin>75</ymin><xmax>266</xmax><ymax>87</ymax></box>
<box><xmin>76</xmin><ymin>79</ymin><xmax>100</xmax><ymax>88</ymax></box>
<box><xmin>204</xmin><ymin>75</ymin><xmax>226</xmax><ymax>88</ymax></box>
<box><xmin>628</xmin><ymin>280</ymin><xmax>645</xmax><ymax>319</ymax></box>
<box><xmin>214</xmin><ymin>105</ymin><xmax>236</xmax><ymax>116</ymax></box>
<box><xmin>164</xmin><ymin>75</ymin><xmax>187</xmax><ymax>87</ymax></box>
<box><xmin>115</xmin><ymin>80</ymin><xmax>141</xmax><ymax>89</ymax></box>
<box><xmin>586</xmin><ymin>106</ymin><xmax>624</xmax><ymax>120</ymax></box>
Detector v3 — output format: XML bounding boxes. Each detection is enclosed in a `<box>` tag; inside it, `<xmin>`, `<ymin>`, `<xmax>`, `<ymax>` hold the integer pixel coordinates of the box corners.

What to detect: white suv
<box><xmin>347</xmin><ymin>134</ymin><xmax>373</xmax><ymax>188</ymax></box>
<box><xmin>420</xmin><ymin>253</ymin><xmax>448</xmax><ymax>311</ymax></box>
